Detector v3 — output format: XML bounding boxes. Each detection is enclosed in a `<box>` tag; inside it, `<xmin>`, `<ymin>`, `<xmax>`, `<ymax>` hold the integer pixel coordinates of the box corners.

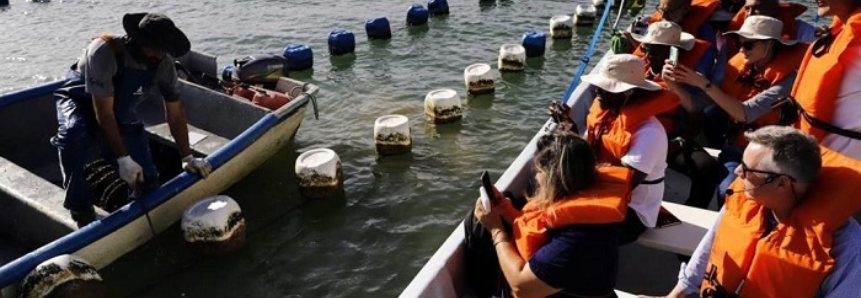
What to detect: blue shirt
<box><xmin>677</xmin><ymin>208</ymin><xmax>861</xmax><ymax>298</ymax></box>
<box><xmin>529</xmin><ymin>224</ymin><xmax>619</xmax><ymax>297</ymax></box>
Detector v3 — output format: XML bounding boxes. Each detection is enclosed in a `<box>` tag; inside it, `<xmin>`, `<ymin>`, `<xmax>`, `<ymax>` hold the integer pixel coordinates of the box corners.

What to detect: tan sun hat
<box><xmin>581</xmin><ymin>54</ymin><xmax>662</xmax><ymax>93</ymax></box>
<box><xmin>629</xmin><ymin>21</ymin><xmax>695</xmax><ymax>51</ymax></box>
<box><xmin>724</xmin><ymin>15</ymin><xmax>797</xmax><ymax>45</ymax></box>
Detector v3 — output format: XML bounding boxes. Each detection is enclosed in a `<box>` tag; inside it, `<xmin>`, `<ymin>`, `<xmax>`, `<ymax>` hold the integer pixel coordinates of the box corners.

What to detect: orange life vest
<box><xmin>702</xmin><ymin>147</ymin><xmax>861</xmax><ymax>298</ymax></box>
<box><xmin>719</xmin><ymin>43</ymin><xmax>807</xmax><ymax>145</ymax></box>
<box><xmin>791</xmin><ymin>9</ymin><xmax>861</xmax><ymax>141</ymax></box>
<box><xmin>512</xmin><ymin>166</ymin><xmax>633</xmax><ymax>260</ymax></box>
<box><xmin>649</xmin><ymin>0</ymin><xmax>720</xmax><ymax>39</ymax></box>
<box><xmin>730</xmin><ymin>3</ymin><xmax>807</xmax><ymax>42</ymax></box>
<box><xmin>586</xmin><ymin>90</ymin><xmax>679</xmax><ymax>165</ymax></box>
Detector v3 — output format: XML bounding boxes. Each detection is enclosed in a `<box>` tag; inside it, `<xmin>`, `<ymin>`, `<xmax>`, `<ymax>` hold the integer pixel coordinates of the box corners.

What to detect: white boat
<box><xmin>399</xmin><ymin>52</ymin><xmax>721</xmax><ymax>297</ymax></box>
<box><xmin>0</xmin><ymin>52</ymin><xmax>319</xmax><ymax>295</ymax></box>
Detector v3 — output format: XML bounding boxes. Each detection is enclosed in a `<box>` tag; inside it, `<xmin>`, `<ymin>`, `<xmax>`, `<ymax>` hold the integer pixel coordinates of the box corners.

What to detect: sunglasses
<box><xmin>640</xmin><ymin>44</ymin><xmax>669</xmax><ymax>56</ymax></box>
<box><xmin>739</xmin><ymin>40</ymin><xmax>761</xmax><ymax>51</ymax></box>
<box><xmin>740</xmin><ymin>161</ymin><xmax>796</xmax><ymax>183</ymax></box>
<box><xmin>595</xmin><ymin>87</ymin><xmax>629</xmax><ymax>100</ymax></box>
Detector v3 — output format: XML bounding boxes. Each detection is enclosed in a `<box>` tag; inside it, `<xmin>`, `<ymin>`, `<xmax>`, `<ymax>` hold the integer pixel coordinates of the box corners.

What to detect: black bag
<box><xmin>463</xmin><ymin>210</ymin><xmax>510</xmax><ymax>298</ymax></box>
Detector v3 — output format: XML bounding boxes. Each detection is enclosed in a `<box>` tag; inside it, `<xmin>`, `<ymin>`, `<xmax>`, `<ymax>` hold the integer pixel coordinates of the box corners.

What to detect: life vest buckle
<box><xmin>701</xmin><ymin>264</ymin><xmax>743</xmax><ymax>298</ymax></box>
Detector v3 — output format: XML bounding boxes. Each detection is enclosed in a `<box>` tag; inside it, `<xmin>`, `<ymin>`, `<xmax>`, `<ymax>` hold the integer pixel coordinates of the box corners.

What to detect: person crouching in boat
<box><xmin>469</xmin><ymin>129</ymin><xmax>630</xmax><ymax>298</ymax></box>
<box><xmin>550</xmin><ymin>54</ymin><xmax>676</xmax><ymax>245</ymax></box>
<box><xmin>51</xmin><ymin>13</ymin><xmax>212</xmax><ymax>227</ymax></box>
<box><xmin>639</xmin><ymin>126</ymin><xmax>861</xmax><ymax>298</ymax></box>
<box><xmin>663</xmin><ymin>16</ymin><xmax>807</xmax><ymax>208</ymax></box>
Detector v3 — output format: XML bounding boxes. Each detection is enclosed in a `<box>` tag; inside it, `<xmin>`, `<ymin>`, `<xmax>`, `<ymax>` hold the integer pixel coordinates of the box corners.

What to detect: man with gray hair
<box><xmin>641</xmin><ymin>126</ymin><xmax>861</xmax><ymax>298</ymax></box>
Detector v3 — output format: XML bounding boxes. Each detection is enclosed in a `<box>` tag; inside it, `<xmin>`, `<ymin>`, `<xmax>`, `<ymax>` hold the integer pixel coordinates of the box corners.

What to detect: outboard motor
<box><xmin>231</xmin><ymin>54</ymin><xmax>289</xmax><ymax>89</ymax></box>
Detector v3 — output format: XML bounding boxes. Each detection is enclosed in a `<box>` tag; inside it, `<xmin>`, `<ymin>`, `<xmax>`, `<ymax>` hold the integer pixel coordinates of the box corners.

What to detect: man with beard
<box><xmin>52</xmin><ymin>12</ymin><xmax>211</xmax><ymax>227</ymax></box>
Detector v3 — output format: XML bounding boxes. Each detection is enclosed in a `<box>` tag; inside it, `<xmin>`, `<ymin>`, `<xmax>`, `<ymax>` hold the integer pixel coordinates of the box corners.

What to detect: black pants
<box><xmin>618</xmin><ymin>207</ymin><xmax>647</xmax><ymax>245</ymax></box>
<box><xmin>667</xmin><ymin>138</ymin><xmax>722</xmax><ymax>210</ymax></box>
<box><xmin>464</xmin><ymin>210</ymin><xmax>511</xmax><ymax>298</ymax></box>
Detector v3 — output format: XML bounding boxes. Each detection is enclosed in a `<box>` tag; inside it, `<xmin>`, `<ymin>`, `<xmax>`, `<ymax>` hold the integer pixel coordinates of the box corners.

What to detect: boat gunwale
<box><xmin>0</xmin><ymin>78</ymin><xmax>317</xmax><ymax>289</ymax></box>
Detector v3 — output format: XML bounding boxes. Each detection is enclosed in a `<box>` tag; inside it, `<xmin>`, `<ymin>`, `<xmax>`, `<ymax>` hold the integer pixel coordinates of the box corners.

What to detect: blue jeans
<box><xmin>716</xmin><ymin>146</ymin><xmax>743</xmax><ymax>208</ymax></box>
<box><xmin>50</xmin><ymin>95</ymin><xmax>159</xmax><ymax>213</ymax></box>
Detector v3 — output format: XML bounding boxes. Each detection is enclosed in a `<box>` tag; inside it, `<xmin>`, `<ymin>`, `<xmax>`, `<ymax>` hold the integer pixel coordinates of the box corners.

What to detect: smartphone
<box><xmin>479</xmin><ymin>171</ymin><xmax>495</xmax><ymax>211</ymax></box>
<box><xmin>655</xmin><ymin>206</ymin><xmax>682</xmax><ymax>229</ymax></box>
<box><xmin>669</xmin><ymin>46</ymin><xmax>679</xmax><ymax>66</ymax></box>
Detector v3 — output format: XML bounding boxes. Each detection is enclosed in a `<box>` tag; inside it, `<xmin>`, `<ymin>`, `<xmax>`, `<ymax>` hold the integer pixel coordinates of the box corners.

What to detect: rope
<box><xmin>559</xmin><ymin>1</ymin><xmax>617</xmax><ymax>101</ymax></box>
<box><xmin>291</xmin><ymin>82</ymin><xmax>319</xmax><ymax>120</ymax></box>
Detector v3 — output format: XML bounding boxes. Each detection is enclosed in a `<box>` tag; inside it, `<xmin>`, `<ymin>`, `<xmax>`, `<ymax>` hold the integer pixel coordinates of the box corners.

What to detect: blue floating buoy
<box><xmin>406</xmin><ymin>4</ymin><xmax>429</xmax><ymax>26</ymax></box>
<box><xmin>427</xmin><ymin>0</ymin><xmax>449</xmax><ymax>15</ymax></box>
<box><xmin>221</xmin><ymin>65</ymin><xmax>235</xmax><ymax>81</ymax></box>
<box><xmin>521</xmin><ymin>31</ymin><xmax>546</xmax><ymax>57</ymax></box>
<box><xmin>282</xmin><ymin>44</ymin><xmax>314</xmax><ymax>71</ymax></box>
<box><xmin>328</xmin><ymin>29</ymin><xmax>356</xmax><ymax>55</ymax></box>
<box><xmin>366</xmin><ymin>17</ymin><xmax>392</xmax><ymax>40</ymax></box>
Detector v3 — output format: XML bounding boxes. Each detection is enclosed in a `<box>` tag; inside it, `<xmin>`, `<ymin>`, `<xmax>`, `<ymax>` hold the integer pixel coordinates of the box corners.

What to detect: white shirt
<box><xmin>821</xmin><ymin>44</ymin><xmax>861</xmax><ymax>160</ymax></box>
<box><xmin>620</xmin><ymin>117</ymin><xmax>668</xmax><ymax>227</ymax></box>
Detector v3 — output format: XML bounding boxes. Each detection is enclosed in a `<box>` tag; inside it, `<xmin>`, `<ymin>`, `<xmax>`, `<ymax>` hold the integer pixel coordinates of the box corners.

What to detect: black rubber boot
<box><xmin>70</xmin><ymin>208</ymin><xmax>97</xmax><ymax>228</ymax></box>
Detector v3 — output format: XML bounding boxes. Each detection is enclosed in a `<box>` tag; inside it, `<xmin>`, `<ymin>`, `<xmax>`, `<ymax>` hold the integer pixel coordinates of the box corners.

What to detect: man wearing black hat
<box><xmin>51</xmin><ymin>12</ymin><xmax>211</xmax><ymax>227</ymax></box>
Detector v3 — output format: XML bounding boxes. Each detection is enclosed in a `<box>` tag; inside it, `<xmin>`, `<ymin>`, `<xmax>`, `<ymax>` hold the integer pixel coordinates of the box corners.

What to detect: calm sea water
<box><xmin>0</xmin><ymin>0</ymin><xmax>820</xmax><ymax>297</ymax></box>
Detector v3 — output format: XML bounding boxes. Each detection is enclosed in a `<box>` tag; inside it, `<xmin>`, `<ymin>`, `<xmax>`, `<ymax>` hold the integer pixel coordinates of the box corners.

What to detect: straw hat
<box><xmin>581</xmin><ymin>54</ymin><xmax>662</xmax><ymax>93</ymax></box>
<box><xmin>630</xmin><ymin>21</ymin><xmax>695</xmax><ymax>51</ymax></box>
<box><xmin>724</xmin><ymin>16</ymin><xmax>797</xmax><ymax>45</ymax></box>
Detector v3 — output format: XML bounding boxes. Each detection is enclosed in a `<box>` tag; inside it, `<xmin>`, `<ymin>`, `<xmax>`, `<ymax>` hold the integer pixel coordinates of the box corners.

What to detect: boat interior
<box><xmin>0</xmin><ymin>51</ymin><xmax>279</xmax><ymax>250</ymax></box>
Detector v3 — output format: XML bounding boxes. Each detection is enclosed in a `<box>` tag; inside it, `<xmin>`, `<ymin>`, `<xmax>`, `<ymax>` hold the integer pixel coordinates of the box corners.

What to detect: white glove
<box><xmin>117</xmin><ymin>155</ymin><xmax>143</xmax><ymax>190</ymax></box>
<box><xmin>182</xmin><ymin>155</ymin><xmax>212</xmax><ymax>178</ymax></box>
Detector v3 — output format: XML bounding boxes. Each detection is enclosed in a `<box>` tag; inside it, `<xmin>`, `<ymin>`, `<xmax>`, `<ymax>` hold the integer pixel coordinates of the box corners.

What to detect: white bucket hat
<box><xmin>724</xmin><ymin>15</ymin><xmax>797</xmax><ymax>45</ymax></box>
<box><xmin>630</xmin><ymin>21</ymin><xmax>695</xmax><ymax>51</ymax></box>
<box><xmin>581</xmin><ymin>54</ymin><xmax>662</xmax><ymax>93</ymax></box>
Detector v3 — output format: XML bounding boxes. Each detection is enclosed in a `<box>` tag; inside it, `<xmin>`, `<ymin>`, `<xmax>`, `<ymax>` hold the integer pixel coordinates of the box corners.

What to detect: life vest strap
<box><xmin>702</xmin><ymin>264</ymin><xmax>743</xmax><ymax>298</ymax></box>
<box><xmin>783</xmin><ymin>96</ymin><xmax>861</xmax><ymax>140</ymax></box>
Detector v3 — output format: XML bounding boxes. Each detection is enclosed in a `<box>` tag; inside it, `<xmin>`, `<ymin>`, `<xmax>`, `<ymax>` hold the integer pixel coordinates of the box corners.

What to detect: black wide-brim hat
<box><xmin>123</xmin><ymin>13</ymin><xmax>190</xmax><ymax>57</ymax></box>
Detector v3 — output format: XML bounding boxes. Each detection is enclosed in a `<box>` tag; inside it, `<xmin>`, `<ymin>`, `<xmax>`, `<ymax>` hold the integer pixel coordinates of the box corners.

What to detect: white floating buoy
<box><xmin>498</xmin><ymin>44</ymin><xmax>526</xmax><ymax>72</ymax></box>
<box><xmin>550</xmin><ymin>15</ymin><xmax>574</xmax><ymax>39</ymax></box>
<box><xmin>464</xmin><ymin>63</ymin><xmax>494</xmax><ymax>95</ymax></box>
<box><xmin>575</xmin><ymin>5</ymin><xmax>597</xmax><ymax>26</ymax></box>
<box><xmin>295</xmin><ymin>148</ymin><xmax>344</xmax><ymax>199</ymax></box>
<box><xmin>181</xmin><ymin>195</ymin><xmax>246</xmax><ymax>256</ymax></box>
<box><xmin>374</xmin><ymin>115</ymin><xmax>412</xmax><ymax>156</ymax></box>
<box><xmin>425</xmin><ymin>89</ymin><xmax>463</xmax><ymax>123</ymax></box>
<box><xmin>19</xmin><ymin>255</ymin><xmax>105</xmax><ymax>298</ymax></box>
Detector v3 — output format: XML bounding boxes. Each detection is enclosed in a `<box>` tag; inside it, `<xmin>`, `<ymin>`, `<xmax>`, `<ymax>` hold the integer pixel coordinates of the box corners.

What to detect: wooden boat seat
<box><xmin>144</xmin><ymin>123</ymin><xmax>230</xmax><ymax>157</ymax></box>
<box><xmin>637</xmin><ymin>202</ymin><xmax>718</xmax><ymax>256</ymax></box>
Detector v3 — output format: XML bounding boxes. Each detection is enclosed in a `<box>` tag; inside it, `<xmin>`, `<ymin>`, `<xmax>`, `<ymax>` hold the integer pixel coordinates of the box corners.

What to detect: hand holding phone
<box><xmin>479</xmin><ymin>171</ymin><xmax>498</xmax><ymax>212</ymax></box>
<box><xmin>669</xmin><ymin>46</ymin><xmax>679</xmax><ymax>66</ymax></box>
